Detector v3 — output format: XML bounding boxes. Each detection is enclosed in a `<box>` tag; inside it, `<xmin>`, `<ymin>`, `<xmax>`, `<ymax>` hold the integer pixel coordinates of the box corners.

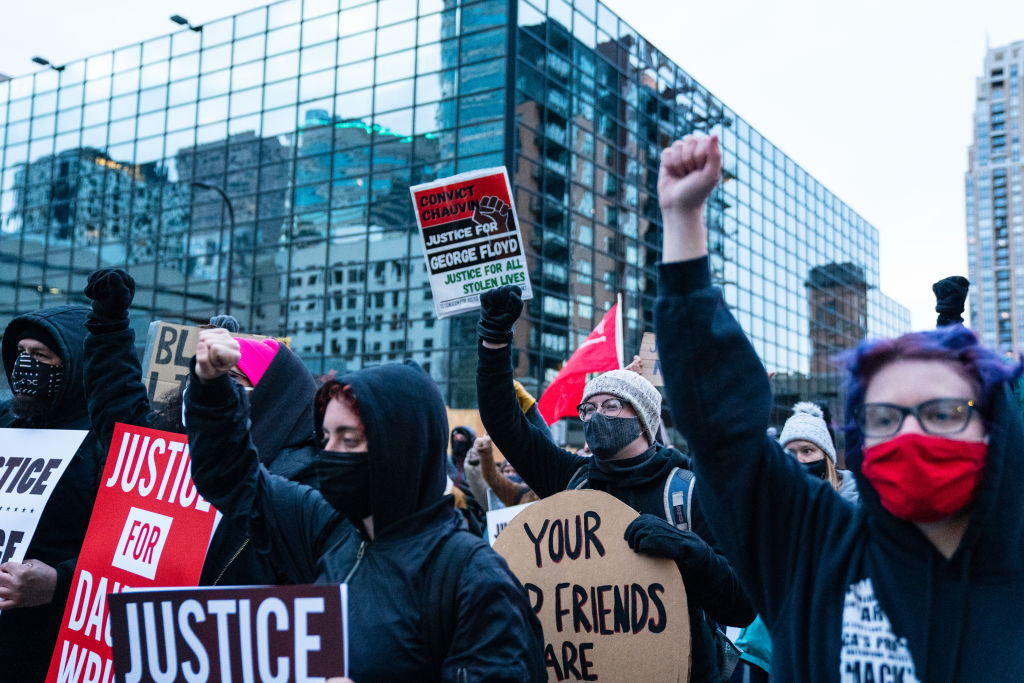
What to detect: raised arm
<box><xmin>476</xmin><ymin>286</ymin><xmax>586</xmax><ymax>498</ymax></box>
<box><xmin>654</xmin><ymin>135</ymin><xmax>853</xmax><ymax>617</ymax></box>
<box><xmin>186</xmin><ymin>329</ymin><xmax>347</xmax><ymax>582</ymax></box>
<box><xmin>82</xmin><ymin>269</ymin><xmax>159</xmax><ymax>446</ymax></box>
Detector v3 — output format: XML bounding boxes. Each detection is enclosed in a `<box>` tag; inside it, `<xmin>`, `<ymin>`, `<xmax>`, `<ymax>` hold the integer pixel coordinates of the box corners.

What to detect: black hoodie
<box><xmin>656</xmin><ymin>256</ymin><xmax>1024</xmax><ymax>681</ymax></box>
<box><xmin>0</xmin><ymin>305</ymin><xmax>105</xmax><ymax>680</ymax></box>
<box><xmin>81</xmin><ymin>317</ymin><xmax>320</xmax><ymax>585</ymax></box>
<box><xmin>186</xmin><ymin>360</ymin><xmax>545</xmax><ymax>681</ymax></box>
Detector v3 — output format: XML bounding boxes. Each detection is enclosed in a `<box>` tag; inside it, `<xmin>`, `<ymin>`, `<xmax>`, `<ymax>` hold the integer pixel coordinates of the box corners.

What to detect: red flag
<box><xmin>537</xmin><ymin>300</ymin><xmax>623</xmax><ymax>424</ymax></box>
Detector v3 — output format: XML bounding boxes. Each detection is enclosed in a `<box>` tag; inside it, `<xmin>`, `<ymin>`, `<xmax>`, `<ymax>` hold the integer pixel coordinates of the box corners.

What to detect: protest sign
<box><xmin>46</xmin><ymin>423</ymin><xmax>219</xmax><ymax>683</ymax></box>
<box><xmin>0</xmin><ymin>429</ymin><xmax>85</xmax><ymax>573</ymax></box>
<box><xmin>493</xmin><ymin>490</ymin><xmax>690</xmax><ymax>682</ymax></box>
<box><xmin>637</xmin><ymin>332</ymin><xmax>663</xmax><ymax>388</ymax></box>
<box><xmin>410</xmin><ymin>167</ymin><xmax>534</xmax><ymax>318</ymax></box>
<box><xmin>109</xmin><ymin>584</ymin><xmax>348</xmax><ymax>682</ymax></box>
<box><xmin>486</xmin><ymin>500</ymin><xmax>534</xmax><ymax>546</ymax></box>
<box><xmin>141</xmin><ymin>322</ymin><xmax>277</xmax><ymax>411</ymax></box>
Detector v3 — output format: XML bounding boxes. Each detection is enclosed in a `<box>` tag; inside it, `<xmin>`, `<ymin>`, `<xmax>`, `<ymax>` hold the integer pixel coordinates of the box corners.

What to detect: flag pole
<box><xmin>614</xmin><ymin>292</ymin><xmax>624</xmax><ymax>369</ymax></box>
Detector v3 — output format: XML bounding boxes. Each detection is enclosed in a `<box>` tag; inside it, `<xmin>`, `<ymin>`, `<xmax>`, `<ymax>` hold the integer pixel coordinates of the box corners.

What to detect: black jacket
<box><xmin>655</xmin><ymin>256</ymin><xmax>1024</xmax><ymax>681</ymax></box>
<box><xmin>186</xmin><ymin>360</ymin><xmax>545</xmax><ymax>681</ymax></box>
<box><xmin>0</xmin><ymin>305</ymin><xmax>103</xmax><ymax>681</ymax></box>
<box><xmin>477</xmin><ymin>342</ymin><xmax>754</xmax><ymax>683</ymax></box>
<box><xmin>81</xmin><ymin>316</ymin><xmax>320</xmax><ymax>586</ymax></box>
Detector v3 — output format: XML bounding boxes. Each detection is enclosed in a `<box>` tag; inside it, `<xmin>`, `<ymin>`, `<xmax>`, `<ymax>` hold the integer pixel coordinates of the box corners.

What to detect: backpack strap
<box><xmin>421</xmin><ymin>529</ymin><xmax>484</xmax><ymax>673</ymax></box>
<box><xmin>567</xmin><ymin>465</ymin><xmax>589</xmax><ymax>490</ymax></box>
<box><xmin>663</xmin><ymin>467</ymin><xmax>696</xmax><ymax>531</ymax></box>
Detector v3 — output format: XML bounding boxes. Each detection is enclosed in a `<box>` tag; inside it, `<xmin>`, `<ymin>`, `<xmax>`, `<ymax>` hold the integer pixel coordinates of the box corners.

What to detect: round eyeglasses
<box><xmin>852</xmin><ymin>398</ymin><xmax>975</xmax><ymax>438</ymax></box>
<box><xmin>577</xmin><ymin>398</ymin><xmax>625</xmax><ymax>422</ymax></box>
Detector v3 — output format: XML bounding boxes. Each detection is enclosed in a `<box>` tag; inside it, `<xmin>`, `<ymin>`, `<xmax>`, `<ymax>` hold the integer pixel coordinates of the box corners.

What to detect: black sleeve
<box><xmin>83</xmin><ymin>320</ymin><xmax>159</xmax><ymax>447</ymax></box>
<box><xmin>477</xmin><ymin>342</ymin><xmax>587</xmax><ymax>498</ymax></box>
<box><xmin>687</xmin><ymin>491</ymin><xmax>756</xmax><ymax>627</ymax></box>
<box><xmin>654</xmin><ymin>256</ymin><xmax>854</xmax><ymax>620</ymax></box>
<box><xmin>185</xmin><ymin>368</ymin><xmax>345</xmax><ymax>582</ymax></box>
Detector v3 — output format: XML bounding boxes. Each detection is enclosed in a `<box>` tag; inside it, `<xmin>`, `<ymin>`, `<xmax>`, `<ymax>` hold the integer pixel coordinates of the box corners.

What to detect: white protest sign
<box><xmin>486</xmin><ymin>500</ymin><xmax>535</xmax><ymax>546</ymax></box>
<box><xmin>0</xmin><ymin>428</ymin><xmax>86</xmax><ymax>567</ymax></box>
<box><xmin>410</xmin><ymin>167</ymin><xmax>534</xmax><ymax>318</ymax></box>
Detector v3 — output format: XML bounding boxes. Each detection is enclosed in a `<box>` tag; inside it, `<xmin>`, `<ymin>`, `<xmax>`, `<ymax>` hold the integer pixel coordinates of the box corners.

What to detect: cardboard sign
<box><xmin>486</xmin><ymin>500</ymin><xmax>535</xmax><ymax>546</ymax></box>
<box><xmin>493</xmin><ymin>490</ymin><xmax>690</xmax><ymax>682</ymax></box>
<box><xmin>0</xmin><ymin>429</ymin><xmax>85</xmax><ymax>576</ymax></box>
<box><xmin>46</xmin><ymin>423</ymin><xmax>219</xmax><ymax>683</ymax></box>
<box><xmin>141</xmin><ymin>322</ymin><xmax>274</xmax><ymax>411</ymax></box>
<box><xmin>637</xmin><ymin>332</ymin><xmax>664</xmax><ymax>387</ymax></box>
<box><xmin>109</xmin><ymin>584</ymin><xmax>349</xmax><ymax>682</ymax></box>
<box><xmin>411</xmin><ymin>167</ymin><xmax>534</xmax><ymax>318</ymax></box>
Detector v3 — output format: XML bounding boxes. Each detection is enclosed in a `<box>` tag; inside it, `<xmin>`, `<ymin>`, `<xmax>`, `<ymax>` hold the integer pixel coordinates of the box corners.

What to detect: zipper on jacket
<box><xmin>213</xmin><ymin>538</ymin><xmax>251</xmax><ymax>585</ymax></box>
<box><xmin>343</xmin><ymin>541</ymin><xmax>366</xmax><ymax>583</ymax></box>
<box><xmin>457</xmin><ymin>667</ymin><xmax>467</xmax><ymax>683</ymax></box>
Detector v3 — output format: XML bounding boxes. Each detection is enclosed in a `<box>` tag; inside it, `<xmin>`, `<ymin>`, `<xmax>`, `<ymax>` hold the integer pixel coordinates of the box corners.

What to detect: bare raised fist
<box><xmin>195</xmin><ymin>328</ymin><xmax>241</xmax><ymax>381</ymax></box>
<box><xmin>658</xmin><ymin>135</ymin><xmax>723</xmax><ymax>262</ymax></box>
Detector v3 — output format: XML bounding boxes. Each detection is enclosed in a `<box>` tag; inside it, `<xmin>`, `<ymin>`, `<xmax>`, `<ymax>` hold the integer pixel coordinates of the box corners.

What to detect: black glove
<box><xmin>478</xmin><ymin>285</ymin><xmax>523</xmax><ymax>345</ymax></box>
<box><xmin>933</xmin><ymin>275</ymin><xmax>969</xmax><ymax>326</ymax></box>
<box><xmin>625</xmin><ymin>513</ymin><xmax>715</xmax><ymax>567</ymax></box>
<box><xmin>84</xmin><ymin>268</ymin><xmax>135</xmax><ymax>322</ymax></box>
<box><xmin>209</xmin><ymin>314</ymin><xmax>240</xmax><ymax>333</ymax></box>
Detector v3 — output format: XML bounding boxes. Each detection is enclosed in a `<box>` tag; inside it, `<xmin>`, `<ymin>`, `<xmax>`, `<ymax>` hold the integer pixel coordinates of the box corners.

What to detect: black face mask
<box><xmin>317</xmin><ymin>451</ymin><xmax>373</xmax><ymax>526</ymax></box>
<box><xmin>10</xmin><ymin>353</ymin><xmax>64</xmax><ymax>405</ymax></box>
<box><xmin>450</xmin><ymin>439</ymin><xmax>471</xmax><ymax>464</ymax></box>
<box><xmin>802</xmin><ymin>459</ymin><xmax>828</xmax><ymax>480</ymax></box>
<box><xmin>583</xmin><ymin>413</ymin><xmax>642</xmax><ymax>460</ymax></box>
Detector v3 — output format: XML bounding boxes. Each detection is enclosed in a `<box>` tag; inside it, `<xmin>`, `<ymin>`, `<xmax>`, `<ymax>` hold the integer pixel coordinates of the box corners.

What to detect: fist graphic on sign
<box><xmin>472</xmin><ymin>196</ymin><xmax>509</xmax><ymax>236</ymax></box>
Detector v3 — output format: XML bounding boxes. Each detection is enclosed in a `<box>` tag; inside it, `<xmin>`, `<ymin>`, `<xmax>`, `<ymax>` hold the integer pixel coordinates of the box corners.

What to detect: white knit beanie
<box><xmin>779</xmin><ymin>402</ymin><xmax>836</xmax><ymax>463</ymax></box>
<box><xmin>582</xmin><ymin>369</ymin><xmax>662</xmax><ymax>443</ymax></box>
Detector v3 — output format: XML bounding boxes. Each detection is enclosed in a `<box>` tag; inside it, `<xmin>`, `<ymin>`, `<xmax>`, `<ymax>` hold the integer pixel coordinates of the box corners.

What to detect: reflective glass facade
<box><xmin>966</xmin><ymin>40</ymin><xmax>1024</xmax><ymax>352</ymax></box>
<box><xmin>0</xmin><ymin>0</ymin><xmax>908</xmax><ymax>420</ymax></box>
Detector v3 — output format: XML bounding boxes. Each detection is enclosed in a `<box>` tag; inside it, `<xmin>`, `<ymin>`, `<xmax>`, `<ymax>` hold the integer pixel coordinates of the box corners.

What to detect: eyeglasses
<box><xmin>853</xmin><ymin>398</ymin><xmax>976</xmax><ymax>438</ymax></box>
<box><xmin>577</xmin><ymin>398</ymin><xmax>625</xmax><ymax>422</ymax></box>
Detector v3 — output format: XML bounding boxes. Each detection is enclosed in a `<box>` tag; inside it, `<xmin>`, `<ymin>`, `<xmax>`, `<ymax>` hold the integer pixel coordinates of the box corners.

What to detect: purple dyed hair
<box><xmin>840</xmin><ymin>325</ymin><xmax>1022</xmax><ymax>451</ymax></box>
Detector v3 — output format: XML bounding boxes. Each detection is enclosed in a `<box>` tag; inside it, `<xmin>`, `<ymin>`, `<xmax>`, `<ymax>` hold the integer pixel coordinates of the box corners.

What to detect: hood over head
<box><xmin>3</xmin><ymin>305</ymin><xmax>90</xmax><ymax>427</ymax></box>
<box><xmin>334</xmin><ymin>360</ymin><xmax>448</xmax><ymax>536</ymax></box>
<box><xmin>247</xmin><ymin>343</ymin><xmax>318</xmax><ymax>464</ymax></box>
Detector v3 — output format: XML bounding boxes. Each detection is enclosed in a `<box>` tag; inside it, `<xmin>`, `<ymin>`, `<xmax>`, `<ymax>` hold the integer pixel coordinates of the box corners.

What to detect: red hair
<box><xmin>315</xmin><ymin>379</ymin><xmax>359</xmax><ymax>429</ymax></box>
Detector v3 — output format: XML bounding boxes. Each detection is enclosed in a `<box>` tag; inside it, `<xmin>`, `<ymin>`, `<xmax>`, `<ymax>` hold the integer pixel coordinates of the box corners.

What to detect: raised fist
<box><xmin>84</xmin><ymin>268</ymin><xmax>135</xmax><ymax>321</ymax></box>
<box><xmin>472</xmin><ymin>196</ymin><xmax>510</xmax><ymax>235</ymax></box>
<box><xmin>658</xmin><ymin>134</ymin><xmax>722</xmax><ymax>216</ymax></box>
<box><xmin>478</xmin><ymin>285</ymin><xmax>523</xmax><ymax>345</ymax></box>
<box><xmin>933</xmin><ymin>276</ymin><xmax>970</xmax><ymax>326</ymax></box>
<box><xmin>194</xmin><ymin>328</ymin><xmax>241</xmax><ymax>381</ymax></box>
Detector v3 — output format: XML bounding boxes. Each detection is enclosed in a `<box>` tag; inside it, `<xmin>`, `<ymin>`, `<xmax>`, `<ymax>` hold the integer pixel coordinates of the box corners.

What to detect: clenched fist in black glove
<box><xmin>85</xmin><ymin>268</ymin><xmax>135</xmax><ymax>322</ymax></box>
<box><xmin>933</xmin><ymin>275</ymin><xmax>970</xmax><ymax>327</ymax></box>
<box><xmin>478</xmin><ymin>284</ymin><xmax>523</xmax><ymax>346</ymax></box>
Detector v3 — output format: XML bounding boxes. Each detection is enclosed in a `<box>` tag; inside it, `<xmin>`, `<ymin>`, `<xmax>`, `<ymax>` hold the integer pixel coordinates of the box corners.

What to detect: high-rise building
<box><xmin>966</xmin><ymin>40</ymin><xmax>1024</xmax><ymax>351</ymax></box>
<box><xmin>0</xmin><ymin>0</ymin><xmax>909</xmax><ymax>421</ymax></box>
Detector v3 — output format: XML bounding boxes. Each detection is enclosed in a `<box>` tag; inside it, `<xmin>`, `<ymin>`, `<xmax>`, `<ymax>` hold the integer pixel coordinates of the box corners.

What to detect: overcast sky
<box><xmin>3</xmin><ymin>0</ymin><xmax>1024</xmax><ymax>329</ymax></box>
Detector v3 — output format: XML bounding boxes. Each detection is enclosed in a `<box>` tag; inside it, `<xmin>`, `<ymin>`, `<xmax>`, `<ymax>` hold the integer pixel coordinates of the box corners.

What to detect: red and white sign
<box><xmin>45</xmin><ymin>424</ymin><xmax>219</xmax><ymax>683</ymax></box>
<box><xmin>410</xmin><ymin>167</ymin><xmax>533</xmax><ymax>318</ymax></box>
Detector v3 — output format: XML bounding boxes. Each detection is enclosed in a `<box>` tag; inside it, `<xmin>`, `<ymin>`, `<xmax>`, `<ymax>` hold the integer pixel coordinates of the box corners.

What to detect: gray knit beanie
<box><xmin>582</xmin><ymin>369</ymin><xmax>662</xmax><ymax>443</ymax></box>
<box><xmin>779</xmin><ymin>402</ymin><xmax>836</xmax><ymax>463</ymax></box>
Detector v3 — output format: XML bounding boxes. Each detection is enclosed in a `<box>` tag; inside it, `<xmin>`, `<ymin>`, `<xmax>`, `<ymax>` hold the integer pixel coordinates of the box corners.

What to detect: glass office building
<box><xmin>0</xmin><ymin>0</ymin><xmax>909</xmax><ymax>425</ymax></box>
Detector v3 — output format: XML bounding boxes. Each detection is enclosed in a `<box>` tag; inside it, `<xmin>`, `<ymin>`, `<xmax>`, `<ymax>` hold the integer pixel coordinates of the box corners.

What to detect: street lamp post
<box><xmin>191</xmin><ymin>182</ymin><xmax>236</xmax><ymax>315</ymax></box>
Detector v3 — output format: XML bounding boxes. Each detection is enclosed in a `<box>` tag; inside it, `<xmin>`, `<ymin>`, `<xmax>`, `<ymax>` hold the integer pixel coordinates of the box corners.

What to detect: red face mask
<box><xmin>861</xmin><ymin>433</ymin><xmax>987</xmax><ymax>523</ymax></box>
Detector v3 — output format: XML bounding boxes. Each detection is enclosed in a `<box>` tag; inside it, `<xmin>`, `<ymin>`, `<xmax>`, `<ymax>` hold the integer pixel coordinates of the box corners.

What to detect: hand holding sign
<box><xmin>0</xmin><ymin>559</ymin><xmax>57</xmax><ymax>609</ymax></box>
<box><xmin>472</xmin><ymin>196</ymin><xmax>510</xmax><ymax>235</ymax></box>
<box><xmin>195</xmin><ymin>328</ymin><xmax>241</xmax><ymax>381</ymax></box>
<box><xmin>478</xmin><ymin>284</ymin><xmax>523</xmax><ymax>346</ymax></box>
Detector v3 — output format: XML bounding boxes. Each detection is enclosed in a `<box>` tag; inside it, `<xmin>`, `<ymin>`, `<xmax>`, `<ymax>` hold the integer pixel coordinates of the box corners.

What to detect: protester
<box><xmin>655</xmin><ymin>133</ymin><xmax>1024</xmax><ymax>680</ymax></box>
<box><xmin>81</xmin><ymin>268</ymin><xmax>320</xmax><ymax>585</ymax></box>
<box><xmin>0</xmin><ymin>304</ymin><xmax>104</xmax><ymax>681</ymax></box>
<box><xmin>448</xmin><ymin>425</ymin><xmax>486</xmax><ymax>534</ymax></box>
<box><xmin>469</xmin><ymin>435</ymin><xmax>538</xmax><ymax>508</ymax></box>
<box><xmin>779</xmin><ymin>402</ymin><xmax>858</xmax><ymax>504</ymax></box>
<box><xmin>476</xmin><ymin>289</ymin><xmax>754</xmax><ymax>682</ymax></box>
<box><xmin>186</xmin><ymin>328</ymin><xmax>545</xmax><ymax>681</ymax></box>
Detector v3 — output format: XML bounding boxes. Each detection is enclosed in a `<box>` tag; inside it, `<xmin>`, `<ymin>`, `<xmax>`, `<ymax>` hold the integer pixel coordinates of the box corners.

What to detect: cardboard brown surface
<box><xmin>446</xmin><ymin>407</ymin><xmax>505</xmax><ymax>462</ymax></box>
<box><xmin>637</xmin><ymin>332</ymin><xmax>664</xmax><ymax>387</ymax></box>
<box><xmin>493</xmin><ymin>490</ymin><xmax>690</xmax><ymax>682</ymax></box>
<box><xmin>141</xmin><ymin>322</ymin><xmax>271</xmax><ymax>411</ymax></box>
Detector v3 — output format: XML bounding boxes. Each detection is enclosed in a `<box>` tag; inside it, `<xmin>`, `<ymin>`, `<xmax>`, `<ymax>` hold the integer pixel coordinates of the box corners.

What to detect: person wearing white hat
<box><xmin>779</xmin><ymin>402</ymin><xmax>858</xmax><ymax>504</ymax></box>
